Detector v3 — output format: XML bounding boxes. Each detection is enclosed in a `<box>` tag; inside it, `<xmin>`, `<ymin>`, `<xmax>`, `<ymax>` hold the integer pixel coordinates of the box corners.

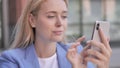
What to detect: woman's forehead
<box><xmin>39</xmin><ymin>0</ymin><xmax>67</xmax><ymax>12</ymax></box>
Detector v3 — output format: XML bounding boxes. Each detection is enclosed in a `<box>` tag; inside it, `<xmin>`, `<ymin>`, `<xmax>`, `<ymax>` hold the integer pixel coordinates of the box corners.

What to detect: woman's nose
<box><xmin>55</xmin><ymin>17</ymin><xmax>63</xmax><ymax>27</ymax></box>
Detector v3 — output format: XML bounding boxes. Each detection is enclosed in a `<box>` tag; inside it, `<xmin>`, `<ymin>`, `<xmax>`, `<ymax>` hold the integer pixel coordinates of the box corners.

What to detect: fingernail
<box><xmin>86</xmin><ymin>41</ymin><xmax>90</xmax><ymax>44</ymax></box>
<box><xmin>82</xmin><ymin>36</ymin><xmax>86</xmax><ymax>38</ymax></box>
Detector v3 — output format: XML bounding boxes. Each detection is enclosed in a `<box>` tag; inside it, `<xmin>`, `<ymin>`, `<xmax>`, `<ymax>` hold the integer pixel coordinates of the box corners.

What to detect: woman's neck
<box><xmin>34</xmin><ymin>38</ymin><xmax>57</xmax><ymax>58</ymax></box>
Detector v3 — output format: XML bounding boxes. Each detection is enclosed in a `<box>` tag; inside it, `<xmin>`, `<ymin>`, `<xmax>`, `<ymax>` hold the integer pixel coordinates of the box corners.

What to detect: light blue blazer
<box><xmin>0</xmin><ymin>43</ymin><xmax>94</xmax><ymax>68</ymax></box>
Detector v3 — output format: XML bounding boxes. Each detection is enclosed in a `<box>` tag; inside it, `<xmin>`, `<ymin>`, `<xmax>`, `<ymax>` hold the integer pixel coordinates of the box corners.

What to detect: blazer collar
<box><xmin>56</xmin><ymin>43</ymin><xmax>72</xmax><ymax>68</ymax></box>
<box><xmin>25</xmin><ymin>43</ymin><xmax>71</xmax><ymax>68</ymax></box>
<box><xmin>25</xmin><ymin>43</ymin><xmax>40</xmax><ymax>68</ymax></box>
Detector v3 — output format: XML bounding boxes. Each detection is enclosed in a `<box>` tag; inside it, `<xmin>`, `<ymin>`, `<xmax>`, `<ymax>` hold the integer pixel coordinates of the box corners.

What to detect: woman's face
<box><xmin>32</xmin><ymin>0</ymin><xmax>68</xmax><ymax>42</ymax></box>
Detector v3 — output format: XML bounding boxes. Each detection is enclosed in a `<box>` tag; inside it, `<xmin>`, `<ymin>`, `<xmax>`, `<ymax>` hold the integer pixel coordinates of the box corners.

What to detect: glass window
<box><xmin>83</xmin><ymin>0</ymin><xmax>103</xmax><ymax>23</ymax></box>
<box><xmin>66</xmin><ymin>0</ymin><xmax>81</xmax><ymax>41</ymax></box>
<box><xmin>115</xmin><ymin>0</ymin><xmax>120</xmax><ymax>21</ymax></box>
<box><xmin>83</xmin><ymin>0</ymin><xmax>103</xmax><ymax>40</ymax></box>
<box><xmin>68</xmin><ymin>0</ymin><xmax>80</xmax><ymax>24</ymax></box>
<box><xmin>105</xmin><ymin>0</ymin><xmax>120</xmax><ymax>41</ymax></box>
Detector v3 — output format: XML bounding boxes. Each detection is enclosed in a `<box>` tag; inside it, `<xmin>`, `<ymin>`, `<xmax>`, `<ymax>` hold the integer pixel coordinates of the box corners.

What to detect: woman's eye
<box><xmin>47</xmin><ymin>16</ymin><xmax>55</xmax><ymax>18</ymax></box>
<box><xmin>62</xmin><ymin>16</ymin><xmax>67</xmax><ymax>19</ymax></box>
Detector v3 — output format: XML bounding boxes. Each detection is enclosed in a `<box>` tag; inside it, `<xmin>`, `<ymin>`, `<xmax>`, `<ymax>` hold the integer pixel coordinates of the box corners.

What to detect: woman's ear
<box><xmin>29</xmin><ymin>14</ymin><xmax>36</xmax><ymax>28</ymax></box>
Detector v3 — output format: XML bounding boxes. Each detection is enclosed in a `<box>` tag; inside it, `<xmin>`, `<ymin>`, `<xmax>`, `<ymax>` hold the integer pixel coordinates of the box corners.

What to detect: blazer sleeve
<box><xmin>0</xmin><ymin>51</ymin><xmax>18</xmax><ymax>68</ymax></box>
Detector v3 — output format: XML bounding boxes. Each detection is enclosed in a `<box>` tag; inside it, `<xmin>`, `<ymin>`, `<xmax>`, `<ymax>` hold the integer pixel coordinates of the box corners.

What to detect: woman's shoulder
<box><xmin>0</xmin><ymin>47</ymin><xmax>26</xmax><ymax>61</ymax></box>
<box><xmin>0</xmin><ymin>48</ymin><xmax>26</xmax><ymax>67</ymax></box>
<box><xmin>0</xmin><ymin>44</ymin><xmax>37</xmax><ymax>68</ymax></box>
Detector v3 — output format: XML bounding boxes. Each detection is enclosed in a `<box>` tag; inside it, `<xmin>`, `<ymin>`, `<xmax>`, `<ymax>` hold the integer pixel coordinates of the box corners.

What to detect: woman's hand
<box><xmin>66</xmin><ymin>36</ymin><xmax>87</xmax><ymax>68</ymax></box>
<box><xmin>84</xmin><ymin>28</ymin><xmax>112</xmax><ymax>68</ymax></box>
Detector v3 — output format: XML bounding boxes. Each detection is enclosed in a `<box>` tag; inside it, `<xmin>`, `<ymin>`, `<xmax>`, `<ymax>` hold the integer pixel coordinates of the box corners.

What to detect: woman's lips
<box><xmin>53</xmin><ymin>31</ymin><xmax>63</xmax><ymax>35</ymax></box>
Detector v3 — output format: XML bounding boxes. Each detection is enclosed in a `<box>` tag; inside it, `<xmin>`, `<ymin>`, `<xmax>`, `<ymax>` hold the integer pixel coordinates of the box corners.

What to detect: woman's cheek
<box><xmin>64</xmin><ymin>22</ymin><xmax>67</xmax><ymax>32</ymax></box>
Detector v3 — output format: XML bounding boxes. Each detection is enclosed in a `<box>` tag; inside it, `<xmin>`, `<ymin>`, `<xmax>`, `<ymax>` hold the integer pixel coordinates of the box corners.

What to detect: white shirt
<box><xmin>38</xmin><ymin>53</ymin><xmax>59</xmax><ymax>68</ymax></box>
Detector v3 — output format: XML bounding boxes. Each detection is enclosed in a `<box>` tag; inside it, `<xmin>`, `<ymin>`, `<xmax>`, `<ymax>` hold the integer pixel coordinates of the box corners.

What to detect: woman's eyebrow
<box><xmin>46</xmin><ymin>11</ymin><xmax>56</xmax><ymax>14</ymax></box>
<box><xmin>62</xmin><ymin>11</ymin><xmax>68</xmax><ymax>13</ymax></box>
<box><xmin>46</xmin><ymin>10</ymin><xmax>68</xmax><ymax>14</ymax></box>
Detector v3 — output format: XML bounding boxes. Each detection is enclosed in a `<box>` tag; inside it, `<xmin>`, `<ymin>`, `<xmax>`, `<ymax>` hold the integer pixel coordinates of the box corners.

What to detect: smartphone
<box><xmin>91</xmin><ymin>21</ymin><xmax>110</xmax><ymax>42</ymax></box>
<box><xmin>91</xmin><ymin>21</ymin><xmax>110</xmax><ymax>51</ymax></box>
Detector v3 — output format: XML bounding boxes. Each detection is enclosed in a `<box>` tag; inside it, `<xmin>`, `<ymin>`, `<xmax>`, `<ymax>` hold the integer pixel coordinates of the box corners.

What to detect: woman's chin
<box><xmin>52</xmin><ymin>37</ymin><xmax>63</xmax><ymax>42</ymax></box>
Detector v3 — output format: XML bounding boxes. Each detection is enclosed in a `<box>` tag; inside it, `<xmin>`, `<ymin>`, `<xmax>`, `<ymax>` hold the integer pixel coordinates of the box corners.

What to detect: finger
<box><xmin>98</xmin><ymin>28</ymin><xmax>110</xmax><ymax>49</ymax></box>
<box><xmin>81</xmin><ymin>43</ymin><xmax>91</xmax><ymax>57</ymax></box>
<box><xmin>68</xmin><ymin>48</ymin><xmax>76</xmax><ymax>52</ymax></box>
<box><xmin>106</xmin><ymin>37</ymin><xmax>112</xmax><ymax>54</ymax></box>
<box><xmin>86</xmin><ymin>49</ymin><xmax>108</xmax><ymax>61</ymax></box>
<box><xmin>67</xmin><ymin>48</ymin><xmax>76</xmax><ymax>57</ymax></box>
<box><xmin>87</xmin><ymin>40</ymin><xmax>111</xmax><ymax>58</ymax></box>
<box><xmin>70</xmin><ymin>42</ymin><xmax>80</xmax><ymax>48</ymax></box>
<box><xmin>70</xmin><ymin>36</ymin><xmax>85</xmax><ymax>53</ymax></box>
<box><xmin>76</xmin><ymin>36</ymin><xmax>85</xmax><ymax>43</ymax></box>
<box><xmin>85</xmin><ymin>57</ymin><xmax>101</xmax><ymax>66</ymax></box>
<box><xmin>107</xmin><ymin>37</ymin><xmax>110</xmax><ymax>42</ymax></box>
<box><xmin>69</xmin><ymin>42</ymin><xmax>80</xmax><ymax>53</ymax></box>
<box><xmin>82</xmin><ymin>43</ymin><xmax>91</xmax><ymax>52</ymax></box>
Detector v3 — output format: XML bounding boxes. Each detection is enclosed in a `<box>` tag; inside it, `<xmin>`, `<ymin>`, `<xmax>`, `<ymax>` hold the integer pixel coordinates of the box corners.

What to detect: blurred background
<box><xmin>0</xmin><ymin>0</ymin><xmax>120</xmax><ymax>68</ymax></box>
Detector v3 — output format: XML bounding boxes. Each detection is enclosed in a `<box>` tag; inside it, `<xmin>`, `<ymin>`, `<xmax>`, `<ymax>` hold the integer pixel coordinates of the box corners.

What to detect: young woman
<box><xmin>0</xmin><ymin>0</ymin><xmax>112</xmax><ymax>68</ymax></box>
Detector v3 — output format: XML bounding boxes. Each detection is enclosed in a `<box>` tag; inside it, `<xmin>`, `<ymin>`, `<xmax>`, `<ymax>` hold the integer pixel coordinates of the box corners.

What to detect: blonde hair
<box><xmin>10</xmin><ymin>0</ymin><xmax>68</xmax><ymax>48</ymax></box>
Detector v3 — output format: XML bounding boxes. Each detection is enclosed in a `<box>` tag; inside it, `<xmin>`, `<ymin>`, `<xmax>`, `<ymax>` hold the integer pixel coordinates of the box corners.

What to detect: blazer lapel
<box><xmin>23</xmin><ymin>43</ymin><xmax>72</xmax><ymax>68</ymax></box>
<box><xmin>24</xmin><ymin>43</ymin><xmax>40</xmax><ymax>68</ymax></box>
<box><xmin>56</xmin><ymin>43</ymin><xmax>72</xmax><ymax>68</ymax></box>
